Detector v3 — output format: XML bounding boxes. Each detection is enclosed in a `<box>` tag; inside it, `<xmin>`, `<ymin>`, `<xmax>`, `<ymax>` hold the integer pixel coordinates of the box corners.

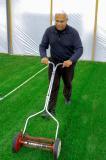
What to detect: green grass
<box><xmin>0</xmin><ymin>53</ymin><xmax>43</xmax><ymax>95</ymax></box>
<box><xmin>0</xmin><ymin>53</ymin><xmax>106</xmax><ymax>160</ymax></box>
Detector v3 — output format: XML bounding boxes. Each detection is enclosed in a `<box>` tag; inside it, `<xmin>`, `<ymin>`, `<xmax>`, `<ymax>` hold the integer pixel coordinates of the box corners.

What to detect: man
<box><xmin>39</xmin><ymin>12</ymin><xmax>83</xmax><ymax>118</ymax></box>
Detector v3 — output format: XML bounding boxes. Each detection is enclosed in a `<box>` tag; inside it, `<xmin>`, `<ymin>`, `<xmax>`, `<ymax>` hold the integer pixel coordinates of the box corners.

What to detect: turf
<box><xmin>0</xmin><ymin>53</ymin><xmax>106</xmax><ymax>160</ymax></box>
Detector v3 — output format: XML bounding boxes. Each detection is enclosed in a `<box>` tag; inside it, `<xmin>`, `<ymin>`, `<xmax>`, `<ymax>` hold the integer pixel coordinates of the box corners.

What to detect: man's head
<box><xmin>55</xmin><ymin>11</ymin><xmax>68</xmax><ymax>31</ymax></box>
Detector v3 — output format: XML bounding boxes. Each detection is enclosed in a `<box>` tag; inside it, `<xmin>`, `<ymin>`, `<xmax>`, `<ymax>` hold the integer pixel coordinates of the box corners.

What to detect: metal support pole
<box><xmin>6</xmin><ymin>0</ymin><xmax>13</xmax><ymax>54</ymax></box>
<box><xmin>50</xmin><ymin>0</ymin><xmax>53</xmax><ymax>25</ymax></box>
<box><xmin>91</xmin><ymin>0</ymin><xmax>99</xmax><ymax>60</ymax></box>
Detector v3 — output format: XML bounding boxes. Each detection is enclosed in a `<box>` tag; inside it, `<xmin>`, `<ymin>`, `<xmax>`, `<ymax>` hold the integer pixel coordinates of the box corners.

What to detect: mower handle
<box><xmin>48</xmin><ymin>61</ymin><xmax>63</xmax><ymax>69</ymax></box>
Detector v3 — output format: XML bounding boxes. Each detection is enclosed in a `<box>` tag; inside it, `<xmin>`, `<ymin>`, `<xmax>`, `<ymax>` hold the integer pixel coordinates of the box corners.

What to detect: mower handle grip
<box><xmin>48</xmin><ymin>61</ymin><xmax>63</xmax><ymax>68</ymax></box>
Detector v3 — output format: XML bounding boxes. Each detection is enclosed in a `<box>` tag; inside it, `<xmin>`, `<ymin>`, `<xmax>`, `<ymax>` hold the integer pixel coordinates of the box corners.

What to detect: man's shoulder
<box><xmin>46</xmin><ymin>25</ymin><xmax>55</xmax><ymax>33</ymax></box>
<box><xmin>67</xmin><ymin>25</ymin><xmax>78</xmax><ymax>34</ymax></box>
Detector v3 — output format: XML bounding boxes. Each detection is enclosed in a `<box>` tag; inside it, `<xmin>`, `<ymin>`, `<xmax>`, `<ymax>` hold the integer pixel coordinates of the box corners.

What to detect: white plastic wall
<box><xmin>0</xmin><ymin>0</ymin><xmax>8</xmax><ymax>53</ymax></box>
<box><xmin>95</xmin><ymin>0</ymin><xmax>106</xmax><ymax>62</ymax></box>
<box><xmin>12</xmin><ymin>0</ymin><xmax>50</xmax><ymax>55</ymax></box>
<box><xmin>0</xmin><ymin>0</ymin><xmax>106</xmax><ymax>62</ymax></box>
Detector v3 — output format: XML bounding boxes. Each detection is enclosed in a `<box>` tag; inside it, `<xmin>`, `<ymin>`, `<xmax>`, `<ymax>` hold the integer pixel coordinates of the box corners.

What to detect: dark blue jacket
<box><xmin>39</xmin><ymin>25</ymin><xmax>83</xmax><ymax>63</ymax></box>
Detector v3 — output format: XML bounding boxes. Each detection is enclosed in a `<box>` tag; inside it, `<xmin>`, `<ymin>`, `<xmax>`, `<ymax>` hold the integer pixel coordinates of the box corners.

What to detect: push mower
<box><xmin>12</xmin><ymin>61</ymin><xmax>62</xmax><ymax>160</ymax></box>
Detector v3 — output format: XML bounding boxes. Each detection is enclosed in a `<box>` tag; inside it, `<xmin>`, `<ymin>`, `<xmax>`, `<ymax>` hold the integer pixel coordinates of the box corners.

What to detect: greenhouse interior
<box><xmin>0</xmin><ymin>0</ymin><xmax>106</xmax><ymax>160</ymax></box>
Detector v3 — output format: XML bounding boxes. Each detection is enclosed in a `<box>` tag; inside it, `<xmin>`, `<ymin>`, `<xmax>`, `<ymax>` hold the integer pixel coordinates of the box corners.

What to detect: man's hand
<box><xmin>63</xmin><ymin>60</ymin><xmax>73</xmax><ymax>67</ymax></box>
<box><xmin>41</xmin><ymin>57</ymin><xmax>48</xmax><ymax>65</ymax></box>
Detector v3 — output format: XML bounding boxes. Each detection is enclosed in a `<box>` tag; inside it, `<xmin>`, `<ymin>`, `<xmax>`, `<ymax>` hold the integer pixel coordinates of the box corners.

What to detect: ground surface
<box><xmin>0</xmin><ymin>53</ymin><xmax>106</xmax><ymax>160</ymax></box>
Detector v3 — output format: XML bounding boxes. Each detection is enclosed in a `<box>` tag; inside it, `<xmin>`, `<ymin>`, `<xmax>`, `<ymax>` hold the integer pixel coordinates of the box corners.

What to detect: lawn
<box><xmin>0</xmin><ymin>53</ymin><xmax>106</xmax><ymax>160</ymax></box>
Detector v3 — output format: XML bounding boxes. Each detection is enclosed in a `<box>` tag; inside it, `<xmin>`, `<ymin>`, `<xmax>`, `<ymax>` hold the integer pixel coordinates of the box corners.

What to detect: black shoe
<box><xmin>41</xmin><ymin>110</ymin><xmax>55</xmax><ymax>118</ymax></box>
<box><xmin>50</xmin><ymin>110</ymin><xmax>56</xmax><ymax>117</ymax></box>
<box><xmin>65</xmin><ymin>99</ymin><xmax>71</xmax><ymax>105</ymax></box>
<box><xmin>41</xmin><ymin>111</ymin><xmax>50</xmax><ymax>118</ymax></box>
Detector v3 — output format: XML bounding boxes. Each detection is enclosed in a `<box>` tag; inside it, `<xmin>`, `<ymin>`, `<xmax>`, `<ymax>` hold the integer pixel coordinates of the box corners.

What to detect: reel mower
<box><xmin>12</xmin><ymin>61</ymin><xmax>62</xmax><ymax>160</ymax></box>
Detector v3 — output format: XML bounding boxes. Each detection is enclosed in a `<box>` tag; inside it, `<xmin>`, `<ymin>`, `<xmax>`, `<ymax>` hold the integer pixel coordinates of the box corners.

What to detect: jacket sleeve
<box><xmin>39</xmin><ymin>29</ymin><xmax>49</xmax><ymax>58</ymax></box>
<box><xmin>70</xmin><ymin>31</ymin><xmax>83</xmax><ymax>63</ymax></box>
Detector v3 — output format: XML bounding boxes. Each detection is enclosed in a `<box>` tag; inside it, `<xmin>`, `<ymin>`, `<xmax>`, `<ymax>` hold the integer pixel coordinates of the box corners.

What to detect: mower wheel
<box><xmin>53</xmin><ymin>138</ymin><xmax>61</xmax><ymax>160</ymax></box>
<box><xmin>12</xmin><ymin>132</ymin><xmax>23</xmax><ymax>152</ymax></box>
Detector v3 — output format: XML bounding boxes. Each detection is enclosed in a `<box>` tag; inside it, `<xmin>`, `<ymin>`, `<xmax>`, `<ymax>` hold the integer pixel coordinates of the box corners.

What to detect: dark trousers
<box><xmin>48</xmin><ymin>61</ymin><xmax>76</xmax><ymax>112</ymax></box>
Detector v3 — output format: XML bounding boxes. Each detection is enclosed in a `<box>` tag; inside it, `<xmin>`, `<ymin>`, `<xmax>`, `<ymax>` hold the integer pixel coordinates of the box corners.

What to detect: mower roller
<box><xmin>12</xmin><ymin>61</ymin><xmax>62</xmax><ymax>160</ymax></box>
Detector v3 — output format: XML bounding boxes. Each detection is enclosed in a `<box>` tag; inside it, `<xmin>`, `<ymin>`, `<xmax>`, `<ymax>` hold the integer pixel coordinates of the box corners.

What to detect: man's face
<box><xmin>55</xmin><ymin>14</ymin><xmax>68</xmax><ymax>31</ymax></box>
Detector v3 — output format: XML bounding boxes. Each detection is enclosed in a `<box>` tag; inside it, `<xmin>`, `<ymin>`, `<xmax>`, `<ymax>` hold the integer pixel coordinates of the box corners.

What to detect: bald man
<box><xmin>39</xmin><ymin>12</ymin><xmax>83</xmax><ymax>118</ymax></box>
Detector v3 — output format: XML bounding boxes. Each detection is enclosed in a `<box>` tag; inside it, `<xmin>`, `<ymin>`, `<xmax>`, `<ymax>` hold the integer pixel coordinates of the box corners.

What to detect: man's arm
<box><xmin>39</xmin><ymin>29</ymin><xmax>49</xmax><ymax>64</ymax></box>
<box><xmin>70</xmin><ymin>31</ymin><xmax>83</xmax><ymax>63</ymax></box>
<box><xmin>39</xmin><ymin>29</ymin><xmax>49</xmax><ymax>58</ymax></box>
